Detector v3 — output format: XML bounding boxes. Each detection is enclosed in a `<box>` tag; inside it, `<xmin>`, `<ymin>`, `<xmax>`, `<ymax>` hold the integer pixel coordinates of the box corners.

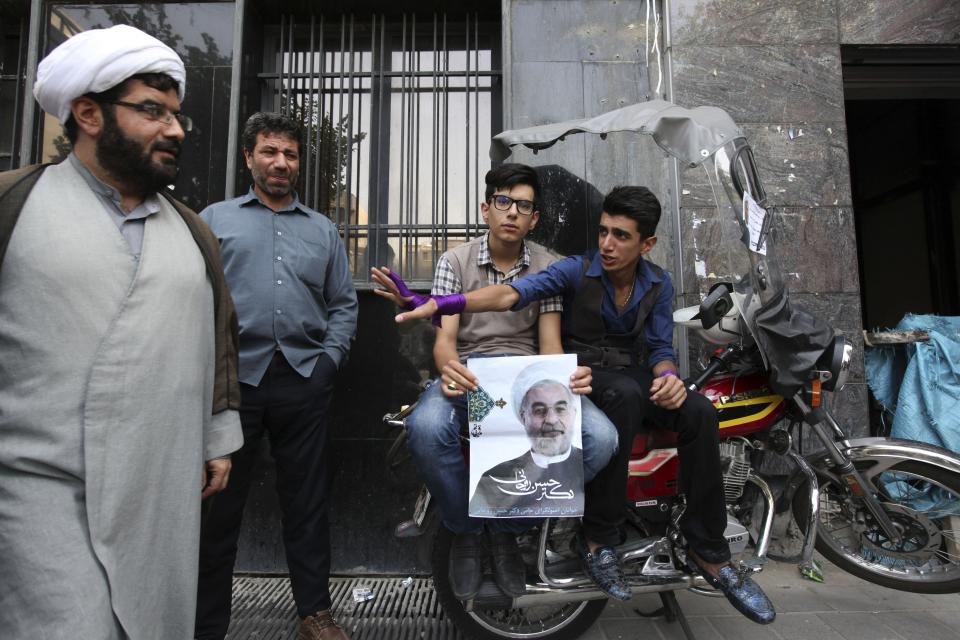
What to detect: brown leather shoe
<box><xmin>297</xmin><ymin>610</ymin><xmax>350</xmax><ymax>640</ymax></box>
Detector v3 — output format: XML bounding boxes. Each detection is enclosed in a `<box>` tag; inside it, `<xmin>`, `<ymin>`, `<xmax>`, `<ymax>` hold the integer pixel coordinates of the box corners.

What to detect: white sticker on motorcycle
<box><xmin>743</xmin><ymin>192</ymin><xmax>769</xmax><ymax>255</ymax></box>
<box><xmin>466</xmin><ymin>354</ymin><xmax>584</xmax><ymax>518</ymax></box>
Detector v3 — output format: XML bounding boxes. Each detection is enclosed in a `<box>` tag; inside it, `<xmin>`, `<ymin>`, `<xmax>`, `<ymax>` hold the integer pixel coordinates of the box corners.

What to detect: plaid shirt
<box><xmin>433</xmin><ymin>233</ymin><xmax>563</xmax><ymax>314</ymax></box>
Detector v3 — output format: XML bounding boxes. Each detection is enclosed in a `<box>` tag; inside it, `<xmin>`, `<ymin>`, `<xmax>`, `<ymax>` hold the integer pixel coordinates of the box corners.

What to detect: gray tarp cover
<box><xmin>490</xmin><ymin>100</ymin><xmax>743</xmax><ymax>167</ymax></box>
<box><xmin>754</xmin><ymin>287</ymin><xmax>835</xmax><ymax>398</ymax></box>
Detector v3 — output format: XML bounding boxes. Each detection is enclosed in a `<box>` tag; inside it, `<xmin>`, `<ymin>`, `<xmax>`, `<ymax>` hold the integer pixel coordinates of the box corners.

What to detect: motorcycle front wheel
<box><xmin>431</xmin><ymin>526</ymin><xmax>607</xmax><ymax>640</ymax></box>
<box><xmin>793</xmin><ymin>454</ymin><xmax>960</xmax><ymax>593</ymax></box>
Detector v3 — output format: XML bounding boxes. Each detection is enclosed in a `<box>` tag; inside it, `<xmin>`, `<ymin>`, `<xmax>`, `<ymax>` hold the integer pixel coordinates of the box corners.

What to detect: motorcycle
<box><xmin>383</xmin><ymin>100</ymin><xmax>960</xmax><ymax>640</ymax></box>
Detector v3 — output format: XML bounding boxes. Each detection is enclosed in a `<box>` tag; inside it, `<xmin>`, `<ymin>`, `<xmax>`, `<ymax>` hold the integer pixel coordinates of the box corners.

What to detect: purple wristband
<box><xmin>387</xmin><ymin>271</ymin><xmax>431</xmax><ymax>311</ymax></box>
<box><xmin>431</xmin><ymin>294</ymin><xmax>467</xmax><ymax>327</ymax></box>
<box><xmin>659</xmin><ymin>369</ymin><xmax>678</xmax><ymax>378</ymax></box>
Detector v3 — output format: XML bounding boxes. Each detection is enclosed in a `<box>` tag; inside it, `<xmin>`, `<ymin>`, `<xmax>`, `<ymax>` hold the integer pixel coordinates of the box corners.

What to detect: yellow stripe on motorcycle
<box><xmin>714</xmin><ymin>395</ymin><xmax>785</xmax><ymax>429</ymax></box>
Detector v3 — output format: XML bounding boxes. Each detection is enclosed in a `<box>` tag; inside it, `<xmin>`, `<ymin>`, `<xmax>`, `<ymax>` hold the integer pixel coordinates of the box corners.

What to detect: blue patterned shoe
<box><xmin>686</xmin><ymin>554</ymin><xmax>776</xmax><ymax>625</ymax></box>
<box><xmin>574</xmin><ymin>535</ymin><xmax>632</xmax><ymax>601</ymax></box>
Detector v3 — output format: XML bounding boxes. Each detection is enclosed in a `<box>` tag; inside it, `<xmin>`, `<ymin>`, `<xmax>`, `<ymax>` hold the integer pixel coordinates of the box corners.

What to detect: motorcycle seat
<box><xmin>630</xmin><ymin>430</ymin><xmax>678</xmax><ymax>458</ymax></box>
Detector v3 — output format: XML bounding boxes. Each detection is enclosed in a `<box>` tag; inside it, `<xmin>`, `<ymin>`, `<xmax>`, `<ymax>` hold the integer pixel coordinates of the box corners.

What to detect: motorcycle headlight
<box><xmin>835</xmin><ymin>338</ymin><xmax>854</xmax><ymax>391</ymax></box>
<box><xmin>817</xmin><ymin>336</ymin><xmax>854</xmax><ymax>392</ymax></box>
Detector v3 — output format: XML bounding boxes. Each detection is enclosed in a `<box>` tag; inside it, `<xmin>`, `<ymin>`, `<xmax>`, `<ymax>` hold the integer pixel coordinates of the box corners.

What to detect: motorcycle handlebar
<box><xmin>687</xmin><ymin>344</ymin><xmax>742</xmax><ymax>392</ymax></box>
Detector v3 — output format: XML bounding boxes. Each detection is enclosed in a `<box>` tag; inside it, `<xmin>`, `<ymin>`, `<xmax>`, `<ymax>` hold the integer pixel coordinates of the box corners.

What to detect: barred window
<box><xmin>0</xmin><ymin>15</ymin><xmax>28</xmax><ymax>171</ymax></box>
<box><xmin>262</xmin><ymin>12</ymin><xmax>502</xmax><ymax>287</ymax></box>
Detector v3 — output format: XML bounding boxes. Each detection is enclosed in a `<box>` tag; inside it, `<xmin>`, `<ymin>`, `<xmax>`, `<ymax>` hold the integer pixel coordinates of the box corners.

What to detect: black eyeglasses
<box><xmin>104</xmin><ymin>100</ymin><xmax>194</xmax><ymax>132</ymax></box>
<box><xmin>490</xmin><ymin>194</ymin><xmax>536</xmax><ymax>216</ymax></box>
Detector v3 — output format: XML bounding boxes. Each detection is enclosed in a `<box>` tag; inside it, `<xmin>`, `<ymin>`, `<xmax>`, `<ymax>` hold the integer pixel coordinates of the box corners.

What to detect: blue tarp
<box><xmin>865</xmin><ymin>314</ymin><xmax>960</xmax><ymax>454</ymax></box>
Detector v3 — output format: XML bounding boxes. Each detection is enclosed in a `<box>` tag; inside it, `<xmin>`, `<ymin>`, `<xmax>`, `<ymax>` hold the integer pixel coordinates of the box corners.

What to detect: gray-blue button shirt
<box><xmin>68</xmin><ymin>152</ymin><xmax>161</xmax><ymax>259</ymax></box>
<box><xmin>200</xmin><ymin>188</ymin><xmax>358</xmax><ymax>386</ymax></box>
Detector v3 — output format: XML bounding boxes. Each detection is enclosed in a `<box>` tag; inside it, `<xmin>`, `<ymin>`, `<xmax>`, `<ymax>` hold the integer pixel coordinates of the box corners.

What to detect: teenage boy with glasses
<box><xmin>388</xmin><ymin>163</ymin><xmax>617</xmax><ymax>601</ymax></box>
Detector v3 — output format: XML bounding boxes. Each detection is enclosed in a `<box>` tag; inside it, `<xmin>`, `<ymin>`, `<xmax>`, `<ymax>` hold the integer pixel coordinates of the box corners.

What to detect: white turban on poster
<box><xmin>34</xmin><ymin>24</ymin><xmax>186</xmax><ymax>124</ymax></box>
<box><xmin>510</xmin><ymin>360</ymin><xmax>571</xmax><ymax>421</ymax></box>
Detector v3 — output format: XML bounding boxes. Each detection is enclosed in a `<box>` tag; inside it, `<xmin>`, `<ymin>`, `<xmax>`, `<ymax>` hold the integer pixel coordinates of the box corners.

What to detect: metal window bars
<box><xmin>261</xmin><ymin>13</ymin><xmax>501</xmax><ymax>286</ymax></box>
<box><xmin>0</xmin><ymin>16</ymin><xmax>28</xmax><ymax>171</ymax></box>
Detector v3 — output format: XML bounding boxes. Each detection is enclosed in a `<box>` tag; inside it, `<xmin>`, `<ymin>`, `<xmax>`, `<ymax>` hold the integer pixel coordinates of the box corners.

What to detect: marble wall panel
<box><xmin>510</xmin><ymin>0</ymin><xmax>650</xmax><ymax>63</ymax></box>
<box><xmin>670</xmin><ymin>0</ymin><xmax>838</xmax><ymax>46</ymax></box>
<box><xmin>584</xmin><ymin>133</ymin><xmax>673</xmax><ymax>202</ymax></box>
<box><xmin>680</xmin><ymin>123</ymin><xmax>852</xmax><ymax>209</ymax></box>
<box><xmin>839</xmin><ymin>0</ymin><xmax>960</xmax><ymax>45</ymax></box>
<box><xmin>680</xmin><ymin>206</ymin><xmax>752</xmax><ymax>295</ymax></box>
<box><xmin>770</xmin><ymin>206</ymin><xmax>859</xmax><ymax>294</ymax></box>
<box><xmin>584</xmin><ymin>132</ymin><xmax>678</xmax><ymax>266</ymax></box>
<box><xmin>509</xmin><ymin>61</ymin><xmax>585</xmax><ymax>128</ymax></box>
<box><xmin>671</xmin><ymin>45</ymin><xmax>845</xmax><ymax>123</ymax></box>
<box><xmin>822</xmin><ymin>382</ymin><xmax>870</xmax><ymax>440</ymax></box>
<box><xmin>582</xmin><ymin>60</ymin><xmax>652</xmax><ymax>117</ymax></box>
<box><xmin>679</xmin><ymin>207</ymin><xmax>861</xmax><ymax>305</ymax></box>
<box><xmin>677</xmin><ymin>163</ymin><xmax>716</xmax><ymax>210</ymax></box>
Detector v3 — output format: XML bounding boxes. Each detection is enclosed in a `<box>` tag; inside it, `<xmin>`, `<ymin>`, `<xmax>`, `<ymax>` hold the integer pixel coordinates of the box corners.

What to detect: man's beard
<box><xmin>528</xmin><ymin>425</ymin><xmax>572</xmax><ymax>457</ymax></box>
<box><xmin>251</xmin><ymin>163</ymin><xmax>297</xmax><ymax>198</ymax></box>
<box><xmin>531</xmin><ymin>436</ymin><xmax>571</xmax><ymax>457</ymax></box>
<box><xmin>96</xmin><ymin>111</ymin><xmax>180</xmax><ymax>195</ymax></box>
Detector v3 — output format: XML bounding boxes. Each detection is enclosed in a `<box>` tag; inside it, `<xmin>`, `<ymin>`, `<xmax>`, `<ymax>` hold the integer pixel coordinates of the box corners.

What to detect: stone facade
<box><xmin>503</xmin><ymin>0</ymin><xmax>960</xmax><ymax>449</ymax></box>
<box><xmin>670</xmin><ymin>0</ymin><xmax>861</xmax><ymax>440</ymax></box>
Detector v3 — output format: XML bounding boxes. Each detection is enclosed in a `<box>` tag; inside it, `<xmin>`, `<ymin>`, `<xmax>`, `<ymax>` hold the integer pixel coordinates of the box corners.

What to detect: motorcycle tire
<box><xmin>793</xmin><ymin>456</ymin><xmax>960</xmax><ymax>594</ymax></box>
<box><xmin>431</xmin><ymin>526</ymin><xmax>607</xmax><ymax>640</ymax></box>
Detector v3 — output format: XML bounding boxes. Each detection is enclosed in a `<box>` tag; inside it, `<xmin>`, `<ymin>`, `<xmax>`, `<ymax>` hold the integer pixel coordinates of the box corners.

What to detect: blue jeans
<box><xmin>406</xmin><ymin>376</ymin><xmax>619</xmax><ymax>535</ymax></box>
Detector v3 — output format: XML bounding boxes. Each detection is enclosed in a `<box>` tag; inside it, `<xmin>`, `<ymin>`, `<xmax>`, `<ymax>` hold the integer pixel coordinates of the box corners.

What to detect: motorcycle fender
<box><xmin>779</xmin><ymin>436</ymin><xmax>960</xmax><ymax>512</ymax></box>
<box><xmin>837</xmin><ymin>437</ymin><xmax>960</xmax><ymax>475</ymax></box>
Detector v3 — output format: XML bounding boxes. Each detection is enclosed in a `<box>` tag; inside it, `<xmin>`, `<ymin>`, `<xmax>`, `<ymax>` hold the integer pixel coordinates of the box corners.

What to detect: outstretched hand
<box><xmin>370</xmin><ymin>267</ymin><xmax>425</xmax><ymax>310</ymax></box>
<box><xmin>370</xmin><ymin>266</ymin><xmax>440</xmax><ymax>323</ymax></box>
<box><xmin>370</xmin><ymin>267</ymin><xmax>466</xmax><ymax>324</ymax></box>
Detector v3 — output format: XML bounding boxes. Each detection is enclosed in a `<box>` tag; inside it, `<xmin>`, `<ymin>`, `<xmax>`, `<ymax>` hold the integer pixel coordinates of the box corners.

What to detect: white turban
<box><xmin>34</xmin><ymin>24</ymin><xmax>186</xmax><ymax>124</ymax></box>
<box><xmin>511</xmin><ymin>361</ymin><xmax>573</xmax><ymax>421</ymax></box>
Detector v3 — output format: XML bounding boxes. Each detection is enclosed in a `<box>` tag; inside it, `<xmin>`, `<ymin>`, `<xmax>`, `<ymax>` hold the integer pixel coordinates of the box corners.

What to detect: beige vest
<box><xmin>444</xmin><ymin>237</ymin><xmax>560</xmax><ymax>360</ymax></box>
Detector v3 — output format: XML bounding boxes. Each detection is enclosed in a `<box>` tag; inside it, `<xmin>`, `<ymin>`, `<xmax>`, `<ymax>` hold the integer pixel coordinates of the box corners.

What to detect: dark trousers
<box><xmin>584</xmin><ymin>367</ymin><xmax>730</xmax><ymax>564</ymax></box>
<box><xmin>195</xmin><ymin>352</ymin><xmax>338</xmax><ymax>640</ymax></box>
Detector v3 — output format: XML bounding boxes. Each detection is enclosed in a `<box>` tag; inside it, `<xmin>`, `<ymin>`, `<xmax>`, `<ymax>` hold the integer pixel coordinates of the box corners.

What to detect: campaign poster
<box><xmin>466</xmin><ymin>353</ymin><xmax>584</xmax><ymax>518</ymax></box>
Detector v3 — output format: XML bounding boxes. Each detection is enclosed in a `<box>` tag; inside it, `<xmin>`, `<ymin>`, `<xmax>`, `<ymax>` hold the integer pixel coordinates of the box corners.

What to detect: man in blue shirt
<box><xmin>374</xmin><ymin>186</ymin><xmax>775</xmax><ymax>625</ymax></box>
<box><xmin>196</xmin><ymin>113</ymin><xmax>358</xmax><ymax>640</ymax></box>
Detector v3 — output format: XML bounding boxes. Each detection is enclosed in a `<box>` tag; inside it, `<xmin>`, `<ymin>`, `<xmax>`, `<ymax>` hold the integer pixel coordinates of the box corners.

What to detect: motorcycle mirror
<box><xmin>699</xmin><ymin>283</ymin><xmax>734</xmax><ymax>330</ymax></box>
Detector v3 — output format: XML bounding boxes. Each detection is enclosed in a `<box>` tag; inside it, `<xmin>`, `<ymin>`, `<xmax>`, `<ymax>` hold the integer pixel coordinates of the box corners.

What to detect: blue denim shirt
<box><xmin>508</xmin><ymin>250</ymin><xmax>676</xmax><ymax>369</ymax></box>
<box><xmin>201</xmin><ymin>188</ymin><xmax>358</xmax><ymax>386</ymax></box>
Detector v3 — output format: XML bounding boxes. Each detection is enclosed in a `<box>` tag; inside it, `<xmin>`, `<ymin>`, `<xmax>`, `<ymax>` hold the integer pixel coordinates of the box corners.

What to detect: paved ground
<box><xmin>227</xmin><ymin>554</ymin><xmax>960</xmax><ymax>639</ymax></box>
<box><xmin>589</xmin><ymin>555</ymin><xmax>960</xmax><ymax>640</ymax></box>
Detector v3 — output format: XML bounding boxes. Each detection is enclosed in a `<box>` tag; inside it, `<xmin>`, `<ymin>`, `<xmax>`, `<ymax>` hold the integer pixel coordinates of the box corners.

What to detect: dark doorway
<box><xmin>843</xmin><ymin>46</ymin><xmax>960</xmax><ymax>330</ymax></box>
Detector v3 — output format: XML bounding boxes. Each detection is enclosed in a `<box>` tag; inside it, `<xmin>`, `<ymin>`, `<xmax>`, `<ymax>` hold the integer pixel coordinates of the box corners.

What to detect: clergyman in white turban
<box><xmin>0</xmin><ymin>24</ymin><xmax>242</xmax><ymax>640</ymax></box>
<box><xmin>34</xmin><ymin>23</ymin><xmax>187</xmax><ymax>124</ymax></box>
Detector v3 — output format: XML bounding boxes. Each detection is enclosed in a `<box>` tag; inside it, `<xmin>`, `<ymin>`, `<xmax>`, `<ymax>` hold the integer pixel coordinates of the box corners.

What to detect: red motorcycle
<box><xmin>384</xmin><ymin>100</ymin><xmax>960</xmax><ymax>640</ymax></box>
